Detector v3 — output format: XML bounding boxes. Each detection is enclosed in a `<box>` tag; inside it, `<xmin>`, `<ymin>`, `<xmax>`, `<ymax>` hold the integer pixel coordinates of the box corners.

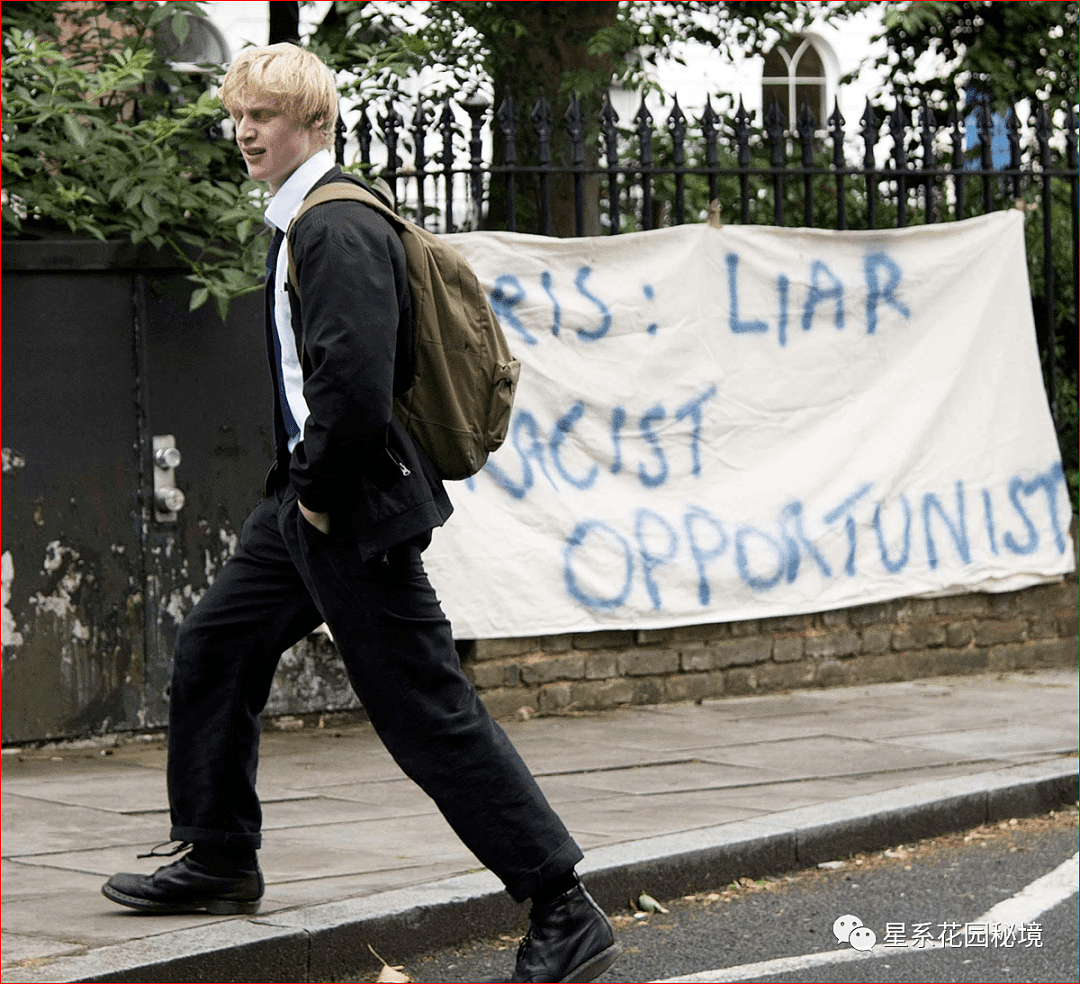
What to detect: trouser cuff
<box><xmin>505</xmin><ymin>837</ymin><xmax>584</xmax><ymax>904</ymax></box>
<box><xmin>170</xmin><ymin>825</ymin><xmax>262</xmax><ymax>851</ymax></box>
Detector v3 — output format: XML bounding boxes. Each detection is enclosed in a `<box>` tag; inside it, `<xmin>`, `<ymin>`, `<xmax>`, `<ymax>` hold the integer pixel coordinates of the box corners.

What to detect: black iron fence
<box><xmin>333</xmin><ymin>90</ymin><xmax>1079</xmax><ymax>475</ymax></box>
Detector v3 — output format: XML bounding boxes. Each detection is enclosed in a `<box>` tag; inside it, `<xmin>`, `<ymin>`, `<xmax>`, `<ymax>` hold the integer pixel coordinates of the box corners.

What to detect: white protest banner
<box><xmin>424</xmin><ymin>211</ymin><xmax>1074</xmax><ymax>639</ymax></box>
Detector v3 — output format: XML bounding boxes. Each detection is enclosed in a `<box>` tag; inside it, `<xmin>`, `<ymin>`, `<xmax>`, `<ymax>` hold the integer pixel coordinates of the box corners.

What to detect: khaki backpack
<box><xmin>286</xmin><ymin>180</ymin><xmax>520</xmax><ymax>481</ymax></box>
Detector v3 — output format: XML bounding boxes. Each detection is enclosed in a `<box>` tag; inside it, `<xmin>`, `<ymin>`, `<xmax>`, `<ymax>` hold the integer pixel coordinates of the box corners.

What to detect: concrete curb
<box><xmin>10</xmin><ymin>758</ymin><xmax>1077</xmax><ymax>984</ymax></box>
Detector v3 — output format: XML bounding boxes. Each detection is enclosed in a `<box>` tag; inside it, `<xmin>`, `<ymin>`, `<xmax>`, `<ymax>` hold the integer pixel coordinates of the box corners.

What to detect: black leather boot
<box><xmin>102</xmin><ymin>843</ymin><xmax>263</xmax><ymax>915</ymax></box>
<box><xmin>510</xmin><ymin>876</ymin><xmax>621</xmax><ymax>982</ymax></box>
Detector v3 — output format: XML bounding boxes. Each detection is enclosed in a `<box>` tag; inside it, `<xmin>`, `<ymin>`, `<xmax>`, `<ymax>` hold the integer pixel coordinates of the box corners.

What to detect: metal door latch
<box><xmin>153</xmin><ymin>435</ymin><xmax>185</xmax><ymax>522</ymax></box>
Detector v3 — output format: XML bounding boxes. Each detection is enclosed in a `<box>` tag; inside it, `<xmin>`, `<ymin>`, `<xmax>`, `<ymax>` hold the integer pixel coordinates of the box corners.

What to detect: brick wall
<box><xmin>460</xmin><ymin>576</ymin><xmax>1079</xmax><ymax>720</ymax></box>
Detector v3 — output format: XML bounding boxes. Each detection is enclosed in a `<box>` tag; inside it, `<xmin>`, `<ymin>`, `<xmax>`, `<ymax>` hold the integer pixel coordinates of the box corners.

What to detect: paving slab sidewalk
<box><xmin>2</xmin><ymin>669</ymin><xmax>1077</xmax><ymax>983</ymax></box>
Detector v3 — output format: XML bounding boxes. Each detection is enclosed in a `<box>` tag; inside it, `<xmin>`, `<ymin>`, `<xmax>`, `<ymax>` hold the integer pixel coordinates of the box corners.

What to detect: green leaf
<box><xmin>170</xmin><ymin>11</ymin><xmax>191</xmax><ymax>46</ymax></box>
<box><xmin>214</xmin><ymin>292</ymin><xmax>231</xmax><ymax>323</ymax></box>
<box><xmin>62</xmin><ymin>114</ymin><xmax>89</xmax><ymax>149</ymax></box>
<box><xmin>141</xmin><ymin>195</ymin><xmax>163</xmax><ymax>224</ymax></box>
<box><xmin>107</xmin><ymin>177</ymin><xmax>130</xmax><ymax>203</ymax></box>
<box><xmin>189</xmin><ymin>286</ymin><xmax>210</xmax><ymax>311</ymax></box>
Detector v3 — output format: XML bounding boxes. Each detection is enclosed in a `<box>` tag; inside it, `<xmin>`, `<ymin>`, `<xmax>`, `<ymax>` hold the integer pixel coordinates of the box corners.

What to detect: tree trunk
<box><xmin>268</xmin><ymin>1</ymin><xmax>300</xmax><ymax>44</ymax></box>
<box><xmin>485</xmin><ymin>2</ymin><xmax>616</xmax><ymax>236</ymax></box>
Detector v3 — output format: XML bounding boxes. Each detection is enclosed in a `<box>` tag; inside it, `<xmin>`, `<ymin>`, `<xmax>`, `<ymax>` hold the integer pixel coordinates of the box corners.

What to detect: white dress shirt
<box><xmin>263</xmin><ymin>149</ymin><xmax>336</xmax><ymax>451</ymax></box>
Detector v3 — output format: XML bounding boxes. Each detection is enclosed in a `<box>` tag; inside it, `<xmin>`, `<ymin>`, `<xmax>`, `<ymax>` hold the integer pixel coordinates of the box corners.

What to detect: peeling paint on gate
<box><xmin>1</xmin><ymin>531</ymin><xmax>141</xmax><ymax>740</ymax></box>
<box><xmin>1</xmin><ymin>551</ymin><xmax>23</xmax><ymax>649</ymax></box>
<box><xmin>1</xmin><ymin>447</ymin><xmax>27</xmax><ymax>474</ymax></box>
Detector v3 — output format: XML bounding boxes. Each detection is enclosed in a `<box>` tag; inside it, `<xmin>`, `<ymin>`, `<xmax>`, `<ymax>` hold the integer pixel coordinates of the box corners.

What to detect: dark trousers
<box><xmin>167</xmin><ymin>485</ymin><xmax>582</xmax><ymax>902</ymax></box>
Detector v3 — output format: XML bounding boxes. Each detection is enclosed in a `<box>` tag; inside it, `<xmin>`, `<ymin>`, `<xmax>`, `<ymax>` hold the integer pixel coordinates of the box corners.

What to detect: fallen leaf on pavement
<box><xmin>368</xmin><ymin>944</ymin><xmax>411</xmax><ymax>982</ymax></box>
<box><xmin>637</xmin><ymin>892</ymin><xmax>669</xmax><ymax>913</ymax></box>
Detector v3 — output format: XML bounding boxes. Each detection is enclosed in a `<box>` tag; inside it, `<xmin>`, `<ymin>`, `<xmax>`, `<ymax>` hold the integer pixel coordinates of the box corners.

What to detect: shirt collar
<box><xmin>264</xmin><ymin>149</ymin><xmax>336</xmax><ymax>232</ymax></box>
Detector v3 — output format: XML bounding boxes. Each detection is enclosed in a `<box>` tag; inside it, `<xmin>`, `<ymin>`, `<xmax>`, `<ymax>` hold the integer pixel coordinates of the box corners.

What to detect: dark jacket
<box><xmin>267</xmin><ymin>167</ymin><xmax>452</xmax><ymax>559</ymax></box>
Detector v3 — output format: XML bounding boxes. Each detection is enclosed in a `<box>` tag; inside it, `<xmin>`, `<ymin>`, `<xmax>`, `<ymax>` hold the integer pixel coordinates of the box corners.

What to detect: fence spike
<box><xmin>828</xmin><ymin>98</ymin><xmax>846</xmax><ymax>169</ymax></box>
<box><xmin>601</xmin><ymin>96</ymin><xmax>619</xmax><ymax>159</ymax></box>
<box><xmin>354</xmin><ymin>103</ymin><xmax>373</xmax><ymax>167</ymax></box>
<box><xmin>667</xmin><ymin>96</ymin><xmax>687</xmax><ymax>144</ymax></box>
<box><xmin>600</xmin><ymin>94</ymin><xmax>620</xmax><ymax>137</ymax></box>
<box><xmin>380</xmin><ymin>101</ymin><xmax>403</xmax><ymax>195</ymax></box>
<box><xmin>565</xmin><ymin>92</ymin><xmax>586</xmax><ymax>166</ymax></box>
<box><xmin>889</xmin><ymin>103</ymin><xmax>908</xmax><ymax>167</ymax></box>
<box><xmin>764</xmin><ymin>100</ymin><xmax>785</xmax><ymax>166</ymax></box>
<box><xmin>701</xmin><ymin>96</ymin><xmax>719</xmax><ymax>139</ymax></box>
<box><xmin>1034</xmin><ymin>102</ymin><xmax>1052</xmax><ymax>152</ymax></box>
<box><xmin>531</xmin><ymin>92</ymin><xmax>554</xmax><ymax>152</ymax></box>
<box><xmin>438</xmin><ymin>98</ymin><xmax>455</xmax><ymax>129</ymax></box>
<box><xmin>635</xmin><ymin>100</ymin><xmax>654</xmax><ymax>164</ymax></box>
<box><xmin>733</xmin><ymin>98</ymin><xmax>753</xmax><ymax>168</ymax></box>
<box><xmin>411</xmin><ymin>100</ymin><xmax>430</xmax><ymax>160</ymax></box>
<box><xmin>437</xmin><ymin>98</ymin><xmax>456</xmax><ymax>165</ymax></box>
<box><xmin>860</xmin><ymin>101</ymin><xmax>880</xmax><ymax>168</ymax></box>
<box><xmin>497</xmin><ymin>90</ymin><xmax>518</xmax><ymax>163</ymax></box>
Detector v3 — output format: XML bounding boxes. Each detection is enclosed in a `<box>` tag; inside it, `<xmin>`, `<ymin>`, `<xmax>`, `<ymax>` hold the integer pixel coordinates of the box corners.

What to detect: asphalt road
<box><xmin>372</xmin><ymin>805</ymin><xmax>1079</xmax><ymax>983</ymax></box>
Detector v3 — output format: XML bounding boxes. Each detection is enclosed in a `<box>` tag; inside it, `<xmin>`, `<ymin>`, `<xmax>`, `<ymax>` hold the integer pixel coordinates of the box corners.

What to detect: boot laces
<box><xmin>516</xmin><ymin>925</ymin><xmax>535</xmax><ymax>963</ymax></box>
<box><xmin>137</xmin><ymin>840</ymin><xmax>192</xmax><ymax>860</ymax></box>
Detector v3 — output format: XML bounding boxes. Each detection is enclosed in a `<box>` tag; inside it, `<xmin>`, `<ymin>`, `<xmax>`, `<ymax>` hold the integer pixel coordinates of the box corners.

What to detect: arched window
<box><xmin>155</xmin><ymin>12</ymin><xmax>230</xmax><ymax>73</ymax></box>
<box><xmin>762</xmin><ymin>36</ymin><xmax>828</xmax><ymax>125</ymax></box>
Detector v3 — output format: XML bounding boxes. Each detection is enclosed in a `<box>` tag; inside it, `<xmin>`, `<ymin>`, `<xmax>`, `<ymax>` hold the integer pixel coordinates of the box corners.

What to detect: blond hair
<box><xmin>219</xmin><ymin>43</ymin><xmax>338</xmax><ymax>148</ymax></box>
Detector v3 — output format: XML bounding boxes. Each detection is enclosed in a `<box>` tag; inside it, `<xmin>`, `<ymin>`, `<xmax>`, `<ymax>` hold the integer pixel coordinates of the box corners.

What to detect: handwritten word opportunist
<box><xmin>560</xmin><ymin>465</ymin><xmax>1071</xmax><ymax>613</ymax></box>
<box><xmin>424</xmin><ymin>214</ymin><xmax>1075</xmax><ymax>638</ymax></box>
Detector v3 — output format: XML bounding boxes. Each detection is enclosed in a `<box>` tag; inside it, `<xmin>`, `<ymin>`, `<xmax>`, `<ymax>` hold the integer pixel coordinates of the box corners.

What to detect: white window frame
<box><xmin>761</xmin><ymin>35</ymin><xmax>831</xmax><ymax>125</ymax></box>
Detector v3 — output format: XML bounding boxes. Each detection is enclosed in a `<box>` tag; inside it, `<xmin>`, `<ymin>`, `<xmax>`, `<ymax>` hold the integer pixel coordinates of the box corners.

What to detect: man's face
<box><xmin>231</xmin><ymin>97</ymin><xmax>324</xmax><ymax>192</ymax></box>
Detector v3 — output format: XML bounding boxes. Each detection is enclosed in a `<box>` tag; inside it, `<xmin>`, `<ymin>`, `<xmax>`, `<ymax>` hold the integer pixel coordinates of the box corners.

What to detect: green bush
<box><xmin>1</xmin><ymin>1</ymin><xmax>267</xmax><ymax>318</ymax></box>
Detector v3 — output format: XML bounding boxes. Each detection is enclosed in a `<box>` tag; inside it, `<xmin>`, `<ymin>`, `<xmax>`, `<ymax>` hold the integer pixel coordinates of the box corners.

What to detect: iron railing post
<box><xmin>497</xmin><ymin>91</ymin><xmax>518</xmax><ymax>233</ymax></box>
<box><xmin>462</xmin><ymin>92</ymin><xmax>489</xmax><ymax>231</ymax></box>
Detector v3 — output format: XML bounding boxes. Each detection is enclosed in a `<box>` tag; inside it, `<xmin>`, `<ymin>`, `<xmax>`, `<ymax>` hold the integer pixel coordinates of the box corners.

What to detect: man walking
<box><xmin>103</xmin><ymin>43</ymin><xmax>619</xmax><ymax>984</ymax></box>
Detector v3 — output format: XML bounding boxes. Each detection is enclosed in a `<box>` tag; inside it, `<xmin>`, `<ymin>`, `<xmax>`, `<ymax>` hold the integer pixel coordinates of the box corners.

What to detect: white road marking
<box><xmin>652</xmin><ymin>852</ymin><xmax>1079</xmax><ymax>983</ymax></box>
<box><xmin>971</xmin><ymin>850</ymin><xmax>1079</xmax><ymax>938</ymax></box>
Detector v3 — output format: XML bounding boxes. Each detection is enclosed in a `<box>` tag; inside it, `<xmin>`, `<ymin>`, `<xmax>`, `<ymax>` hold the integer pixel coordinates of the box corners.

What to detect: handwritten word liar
<box><xmin>475</xmin><ymin>385</ymin><xmax>718</xmax><ymax>498</ymax></box>
<box><xmin>487</xmin><ymin>250</ymin><xmax>908</xmax><ymax>346</ymax></box>
<box><xmin>726</xmin><ymin>250</ymin><xmax>910</xmax><ymax>344</ymax></box>
<box><xmin>562</xmin><ymin>464</ymin><xmax>1070</xmax><ymax>612</ymax></box>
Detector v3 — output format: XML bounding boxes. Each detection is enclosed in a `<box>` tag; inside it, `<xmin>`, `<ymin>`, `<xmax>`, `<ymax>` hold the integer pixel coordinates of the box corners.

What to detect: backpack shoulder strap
<box><xmin>285</xmin><ymin>180</ymin><xmax>403</xmax><ymax>292</ymax></box>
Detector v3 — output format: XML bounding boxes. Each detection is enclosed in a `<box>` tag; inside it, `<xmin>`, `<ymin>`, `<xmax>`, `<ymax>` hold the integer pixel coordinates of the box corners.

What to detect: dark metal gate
<box><xmin>1</xmin><ymin>240</ymin><xmax>271</xmax><ymax>741</ymax></box>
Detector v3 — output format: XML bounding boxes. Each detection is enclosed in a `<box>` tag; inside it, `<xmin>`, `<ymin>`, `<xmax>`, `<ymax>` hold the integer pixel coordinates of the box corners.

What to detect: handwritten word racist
<box><xmin>476</xmin><ymin>386</ymin><xmax>719</xmax><ymax>498</ymax></box>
